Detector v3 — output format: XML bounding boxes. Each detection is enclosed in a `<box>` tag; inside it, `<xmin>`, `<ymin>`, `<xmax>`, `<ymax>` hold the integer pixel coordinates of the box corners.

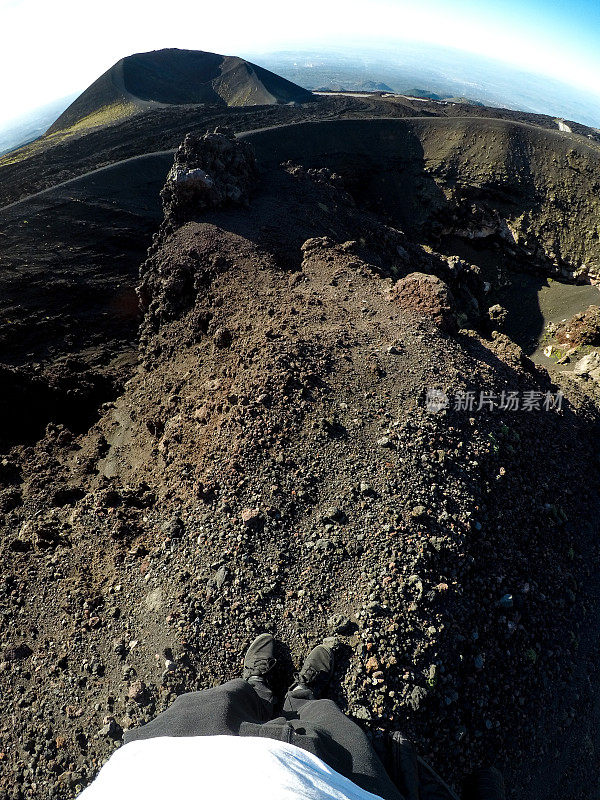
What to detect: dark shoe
<box><xmin>288</xmin><ymin>642</ymin><xmax>335</xmax><ymax>700</ymax></box>
<box><xmin>243</xmin><ymin>633</ymin><xmax>276</xmax><ymax>686</ymax></box>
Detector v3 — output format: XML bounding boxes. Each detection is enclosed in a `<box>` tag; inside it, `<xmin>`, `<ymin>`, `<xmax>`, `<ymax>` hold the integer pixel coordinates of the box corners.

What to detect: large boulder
<box><xmin>573</xmin><ymin>351</ymin><xmax>600</xmax><ymax>383</ymax></box>
<box><xmin>389</xmin><ymin>272</ymin><xmax>456</xmax><ymax>332</ymax></box>
<box><xmin>556</xmin><ymin>304</ymin><xmax>600</xmax><ymax>347</ymax></box>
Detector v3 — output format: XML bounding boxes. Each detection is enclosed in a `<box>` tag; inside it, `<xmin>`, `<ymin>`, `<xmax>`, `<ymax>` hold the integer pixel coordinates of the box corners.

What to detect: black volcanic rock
<box><xmin>159</xmin><ymin>127</ymin><xmax>258</xmax><ymax>229</ymax></box>
<box><xmin>48</xmin><ymin>48</ymin><xmax>313</xmax><ymax>133</ymax></box>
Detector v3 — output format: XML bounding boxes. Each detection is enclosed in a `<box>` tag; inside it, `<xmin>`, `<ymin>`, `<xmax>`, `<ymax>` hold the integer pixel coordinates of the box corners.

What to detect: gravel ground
<box><xmin>1</xmin><ymin>133</ymin><xmax>600</xmax><ymax>799</ymax></box>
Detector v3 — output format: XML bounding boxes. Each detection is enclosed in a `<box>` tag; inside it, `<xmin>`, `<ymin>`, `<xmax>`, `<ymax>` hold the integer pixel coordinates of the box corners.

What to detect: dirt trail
<box><xmin>0</xmin><ymin>150</ymin><xmax>176</xmax><ymax>213</ymax></box>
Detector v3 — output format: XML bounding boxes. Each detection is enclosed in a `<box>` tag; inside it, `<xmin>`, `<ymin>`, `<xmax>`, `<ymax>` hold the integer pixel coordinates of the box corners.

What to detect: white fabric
<box><xmin>79</xmin><ymin>734</ymin><xmax>385</xmax><ymax>800</ymax></box>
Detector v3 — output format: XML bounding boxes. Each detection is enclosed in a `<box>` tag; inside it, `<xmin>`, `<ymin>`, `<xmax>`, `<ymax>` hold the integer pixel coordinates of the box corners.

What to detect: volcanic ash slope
<box><xmin>2</xmin><ymin>129</ymin><xmax>600</xmax><ymax>797</ymax></box>
<box><xmin>48</xmin><ymin>48</ymin><xmax>314</xmax><ymax>134</ymax></box>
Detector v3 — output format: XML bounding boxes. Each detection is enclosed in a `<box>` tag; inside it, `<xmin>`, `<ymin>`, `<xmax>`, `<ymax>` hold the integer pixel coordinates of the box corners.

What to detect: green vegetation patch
<box><xmin>0</xmin><ymin>102</ymin><xmax>138</xmax><ymax>169</ymax></box>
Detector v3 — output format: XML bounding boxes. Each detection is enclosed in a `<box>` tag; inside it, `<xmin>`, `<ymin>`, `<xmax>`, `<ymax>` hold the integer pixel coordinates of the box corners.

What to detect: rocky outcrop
<box><xmin>160</xmin><ymin>128</ymin><xmax>257</xmax><ymax>228</ymax></box>
<box><xmin>137</xmin><ymin>129</ymin><xmax>258</xmax><ymax>332</ymax></box>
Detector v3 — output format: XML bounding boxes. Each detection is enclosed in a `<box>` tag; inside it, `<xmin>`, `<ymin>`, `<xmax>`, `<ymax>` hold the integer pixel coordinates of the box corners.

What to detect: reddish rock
<box><xmin>365</xmin><ymin>656</ymin><xmax>379</xmax><ymax>673</ymax></box>
<box><xmin>390</xmin><ymin>272</ymin><xmax>456</xmax><ymax>332</ymax></box>
<box><xmin>556</xmin><ymin>304</ymin><xmax>600</xmax><ymax>347</ymax></box>
<box><xmin>241</xmin><ymin>508</ymin><xmax>261</xmax><ymax>526</ymax></box>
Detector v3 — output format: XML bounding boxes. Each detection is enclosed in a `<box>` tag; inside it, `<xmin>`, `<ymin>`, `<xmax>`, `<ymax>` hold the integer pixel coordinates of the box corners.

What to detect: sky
<box><xmin>1</xmin><ymin>0</ymin><xmax>599</xmax><ymax>126</ymax></box>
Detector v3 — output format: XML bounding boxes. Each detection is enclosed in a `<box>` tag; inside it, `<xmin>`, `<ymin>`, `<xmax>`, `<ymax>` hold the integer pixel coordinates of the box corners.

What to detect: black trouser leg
<box><xmin>286</xmin><ymin>696</ymin><xmax>405</xmax><ymax>800</ymax></box>
<box><xmin>124</xmin><ymin>679</ymin><xmax>273</xmax><ymax>744</ymax></box>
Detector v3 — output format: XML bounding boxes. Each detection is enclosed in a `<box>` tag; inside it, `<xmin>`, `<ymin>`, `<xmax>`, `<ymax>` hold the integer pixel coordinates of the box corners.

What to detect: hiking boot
<box><xmin>288</xmin><ymin>642</ymin><xmax>335</xmax><ymax>700</ymax></box>
<box><xmin>243</xmin><ymin>633</ymin><xmax>276</xmax><ymax>686</ymax></box>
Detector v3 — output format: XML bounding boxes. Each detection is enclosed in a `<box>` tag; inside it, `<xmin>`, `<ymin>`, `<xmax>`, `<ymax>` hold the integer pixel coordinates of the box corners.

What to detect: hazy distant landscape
<box><xmin>0</xmin><ymin>94</ymin><xmax>77</xmax><ymax>156</ymax></box>
<box><xmin>2</xmin><ymin>40</ymin><xmax>599</xmax><ymax>158</ymax></box>
<box><xmin>242</xmin><ymin>42</ymin><xmax>600</xmax><ymax>128</ymax></box>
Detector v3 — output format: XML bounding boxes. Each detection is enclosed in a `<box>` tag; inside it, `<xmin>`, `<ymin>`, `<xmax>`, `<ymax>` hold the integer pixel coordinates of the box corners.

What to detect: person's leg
<box><xmin>281</xmin><ymin>641</ymin><xmax>403</xmax><ymax>800</ymax></box>
<box><xmin>124</xmin><ymin>678</ymin><xmax>273</xmax><ymax>743</ymax></box>
<box><xmin>242</xmin><ymin>632</ymin><xmax>277</xmax><ymax>708</ymax></box>
<box><xmin>283</xmin><ymin>641</ymin><xmax>336</xmax><ymax>714</ymax></box>
<box><xmin>296</xmin><ymin>698</ymin><xmax>404</xmax><ymax>800</ymax></box>
<box><xmin>247</xmin><ymin>677</ymin><xmax>274</xmax><ymax>706</ymax></box>
<box><xmin>124</xmin><ymin>633</ymin><xmax>277</xmax><ymax>744</ymax></box>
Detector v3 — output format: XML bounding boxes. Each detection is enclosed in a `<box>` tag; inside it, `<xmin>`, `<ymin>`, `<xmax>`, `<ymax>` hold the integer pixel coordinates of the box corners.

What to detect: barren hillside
<box><xmin>1</xmin><ymin>128</ymin><xmax>600</xmax><ymax>800</ymax></box>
